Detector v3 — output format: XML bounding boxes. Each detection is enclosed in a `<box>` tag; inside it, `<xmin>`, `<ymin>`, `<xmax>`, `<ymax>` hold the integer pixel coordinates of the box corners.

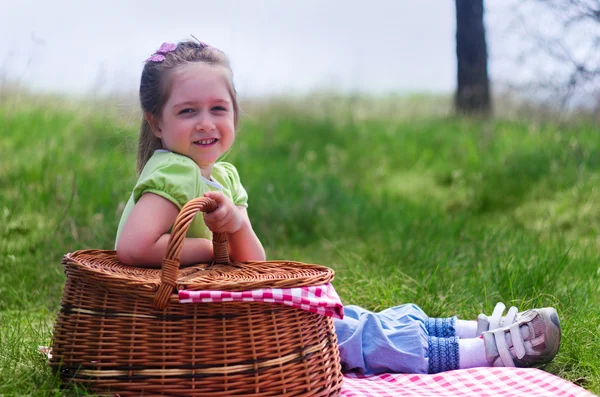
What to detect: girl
<box><xmin>116</xmin><ymin>39</ymin><xmax>561</xmax><ymax>375</ymax></box>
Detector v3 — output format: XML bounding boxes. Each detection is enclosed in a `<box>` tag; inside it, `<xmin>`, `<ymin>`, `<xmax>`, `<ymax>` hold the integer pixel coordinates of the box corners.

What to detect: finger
<box><xmin>204</xmin><ymin>218</ymin><xmax>230</xmax><ymax>233</ymax></box>
<box><xmin>204</xmin><ymin>207</ymin><xmax>228</xmax><ymax>223</ymax></box>
<box><xmin>204</xmin><ymin>210</ymin><xmax>234</xmax><ymax>230</ymax></box>
<box><xmin>204</xmin><ymin>191</ymin><xmax>225</xmax><ymax>204</ymax></box>
<box><xmin>215</xmin><ymin>218</ymin><xmax>235</xmax><ymax>233</ymax></box>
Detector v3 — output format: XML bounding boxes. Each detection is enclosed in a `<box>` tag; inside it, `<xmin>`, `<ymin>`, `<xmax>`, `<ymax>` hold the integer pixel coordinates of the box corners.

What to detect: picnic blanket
<box><xmin>341</xmin><ymin>367</ymin><xmax>596</xmax><ymax>397</ymax></box>
<box><xmin>38</xmin><ymin>351</ymin><xmax>595</xmax><ymax>396</ymax></box>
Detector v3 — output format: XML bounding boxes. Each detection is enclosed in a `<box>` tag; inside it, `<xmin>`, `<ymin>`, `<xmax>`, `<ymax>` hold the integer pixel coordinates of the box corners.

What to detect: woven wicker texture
<box><xmin>50</xmin><ymin>197</ymin><xmax>343</xmax><ymax>396</ymax></box>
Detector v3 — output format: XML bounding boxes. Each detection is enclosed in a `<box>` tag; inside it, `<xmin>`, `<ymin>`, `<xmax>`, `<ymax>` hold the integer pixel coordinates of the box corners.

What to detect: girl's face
<box><xmin>152</xmin><ymin>63</ymin><xmax>235</xmax><ymax>177</ymax></box>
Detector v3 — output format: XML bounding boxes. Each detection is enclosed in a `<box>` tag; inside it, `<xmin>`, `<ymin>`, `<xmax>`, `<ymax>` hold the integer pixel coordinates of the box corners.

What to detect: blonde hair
<box><xmin>137</xmin><ymin>41</ymin><xmax>239</xmax><ymax>174</ymax></box>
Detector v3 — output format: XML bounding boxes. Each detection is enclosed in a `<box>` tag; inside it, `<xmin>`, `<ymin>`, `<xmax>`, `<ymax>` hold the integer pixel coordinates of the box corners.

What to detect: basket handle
<box><xmin>152</xmin><ymin>197</ymin><xmax>229</xmax><ymax>310</ymax></box>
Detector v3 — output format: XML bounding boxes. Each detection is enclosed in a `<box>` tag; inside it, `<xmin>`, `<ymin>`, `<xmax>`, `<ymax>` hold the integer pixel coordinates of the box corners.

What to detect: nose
<box><xmin>195</xmin><ymin>112</ymin><xmax>214</xmax><ymax>132</ymax></box>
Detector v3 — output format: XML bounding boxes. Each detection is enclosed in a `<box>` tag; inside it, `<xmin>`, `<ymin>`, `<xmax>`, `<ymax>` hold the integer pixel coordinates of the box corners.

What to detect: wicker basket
<box><xmin>50</xmin><ymin>197</ymin><xmax>343</xmax><ymax>396</ymax></box>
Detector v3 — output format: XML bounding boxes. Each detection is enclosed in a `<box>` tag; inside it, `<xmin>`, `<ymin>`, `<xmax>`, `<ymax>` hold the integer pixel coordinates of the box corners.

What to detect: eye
<box><xmin>212</xmin><ymin>106</ymin><xmax>227</xmax><ymax>112</ymax></box>
<box><xmin>178</xmin><ymin>108</ymin><xmax>195</xmax><ymax>115</ymax></box>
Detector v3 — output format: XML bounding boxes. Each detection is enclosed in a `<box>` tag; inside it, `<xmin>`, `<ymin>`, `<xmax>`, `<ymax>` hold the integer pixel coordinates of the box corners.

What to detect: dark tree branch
<box><xmin>492</xmin><ymin>0</ymin><xmax>600</xmax><ymax>109</ymax></box>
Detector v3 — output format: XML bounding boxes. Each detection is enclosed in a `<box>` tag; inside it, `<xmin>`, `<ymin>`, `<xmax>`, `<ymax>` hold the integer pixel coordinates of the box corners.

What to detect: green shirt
<box><xmin>115</xmin><ymin>150</ymin><xmax>248</xmax><ymax>247</ymax></box>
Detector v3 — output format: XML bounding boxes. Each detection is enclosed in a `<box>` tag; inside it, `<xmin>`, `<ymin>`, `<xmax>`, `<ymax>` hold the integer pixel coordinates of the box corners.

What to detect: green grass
<box><xmin>1</xmin><ymin>93</ymin><xmax>599</xmax><ymax>395</ymax></box>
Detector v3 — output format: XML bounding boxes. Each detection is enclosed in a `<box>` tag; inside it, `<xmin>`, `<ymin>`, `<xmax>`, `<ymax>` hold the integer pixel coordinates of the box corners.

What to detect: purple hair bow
<box><xmin>145</xmin><ymin>42</ymin><xmax>177</xmax><ymax>62</ymax></box>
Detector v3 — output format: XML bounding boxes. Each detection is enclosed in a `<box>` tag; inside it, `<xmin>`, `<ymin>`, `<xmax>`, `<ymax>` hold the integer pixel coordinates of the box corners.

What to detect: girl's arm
<box><xmin>116</xmin><ymin>192</ymin><xmax>266</xmax><ymax>267</ymax></box>
<box><xmin>224</xmin><ymin>206</ymin><xmax>266</xmax><ymax>262</ymax></box>
<box><xmin>116</xmin><ymin>193</ymin><xmax>214</xmax><ymax>267</ymax></box>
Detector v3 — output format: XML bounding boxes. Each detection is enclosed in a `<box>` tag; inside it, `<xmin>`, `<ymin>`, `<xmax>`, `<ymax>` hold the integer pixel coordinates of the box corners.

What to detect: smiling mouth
<box><xmin>194</xmin><ymin>138</ymin><xmax>218</xmax><ymax>146</ymax></box>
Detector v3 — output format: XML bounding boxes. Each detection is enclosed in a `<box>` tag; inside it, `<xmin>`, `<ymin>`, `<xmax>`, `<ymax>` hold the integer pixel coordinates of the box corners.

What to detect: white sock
<box><xmin>455</xmin><ymin>319</ymin><xmax>478</xmax><ymax>338</ymax></box>
<box><xmin>458</xmin><ymin>337</ymin><xmax>490</xmax><ymax>369</ymax></box>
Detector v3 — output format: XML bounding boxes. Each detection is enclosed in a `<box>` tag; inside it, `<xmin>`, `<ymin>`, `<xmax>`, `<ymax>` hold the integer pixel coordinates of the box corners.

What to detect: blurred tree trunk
<box><xmin>455</xmin><ymin>0</ymin><xmax>491</xmax><ymax>115</ymax></box>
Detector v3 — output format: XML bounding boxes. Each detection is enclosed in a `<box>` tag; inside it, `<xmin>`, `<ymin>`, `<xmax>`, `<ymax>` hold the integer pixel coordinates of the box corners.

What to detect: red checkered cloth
<box><xmin>179</xmin><ymin>283</ymin><xmax>344</xmax><ymax>319</ymax></box>
<box><xmin>37</xmin><ymin>347</ymin><xmax>594</xmax><ymax>396</ymax></box>
<box><xmin>341</xmin><ymin>367</ymin><xmax>596</xmax><ymax>397</ymax></box>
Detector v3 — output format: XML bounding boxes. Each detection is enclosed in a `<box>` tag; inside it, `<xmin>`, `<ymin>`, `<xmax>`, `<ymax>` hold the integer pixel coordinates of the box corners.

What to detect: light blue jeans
<box><xmin>334</xmin><ymin>304</ymin><xmax>459</xmax><ymax>374</ymax></box>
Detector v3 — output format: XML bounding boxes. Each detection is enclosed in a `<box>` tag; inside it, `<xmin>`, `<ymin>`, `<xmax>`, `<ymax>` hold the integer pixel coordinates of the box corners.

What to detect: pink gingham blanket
<box><xmin>179</xmin><ymin>283</ymin><xmax>344</xmax><ymax>319</ymax></box>
<box><xmin>341</xmin><ymin>367</ymin><xmax>596</xmax><ymax>397</ymax></box>
<box><xmin>38</xmin><ymin>347</ymin><xmax>594</xmax><ymax>396</ymax></box>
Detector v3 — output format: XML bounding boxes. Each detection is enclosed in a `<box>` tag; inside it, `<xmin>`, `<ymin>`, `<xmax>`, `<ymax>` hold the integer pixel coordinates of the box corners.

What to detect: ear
<box><xmin>145</xmin><ymin>112</ymin><xmax>162</xmax><ymax>138</ymax></box>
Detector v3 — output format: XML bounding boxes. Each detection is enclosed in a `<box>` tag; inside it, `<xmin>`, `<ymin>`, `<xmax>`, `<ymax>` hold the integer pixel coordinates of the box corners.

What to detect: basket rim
<box><xmin>62</xmin><ymin>249</ymin><xmax>336</xmax><ymax>297</ymax></box>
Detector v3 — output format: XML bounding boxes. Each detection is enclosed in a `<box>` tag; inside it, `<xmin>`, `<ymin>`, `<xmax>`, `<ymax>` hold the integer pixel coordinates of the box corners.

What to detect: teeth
<box><xmin>197</xmin><ymin>139</ymin><xmax>216</xmax><ymax>145</ymax></box>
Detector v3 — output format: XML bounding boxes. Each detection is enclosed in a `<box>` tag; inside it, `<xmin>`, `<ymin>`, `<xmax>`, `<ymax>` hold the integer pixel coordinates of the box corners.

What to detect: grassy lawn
<box><xmin>1</xmin><ymin>93</ymin><xmax>599</xmax><ymax>395</ymax></box>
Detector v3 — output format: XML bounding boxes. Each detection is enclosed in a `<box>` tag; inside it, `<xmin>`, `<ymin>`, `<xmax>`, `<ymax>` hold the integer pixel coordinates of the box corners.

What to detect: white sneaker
<box><xmin>482</xmin><ymin>307</ymin><xmax>561</xmax><ymax>367</ymax></box>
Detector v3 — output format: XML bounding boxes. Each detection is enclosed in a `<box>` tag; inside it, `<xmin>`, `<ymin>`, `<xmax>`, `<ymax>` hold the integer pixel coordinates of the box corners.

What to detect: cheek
<box><xmin>167</xmin><ymin>120</ymin><xmax>189</xmax><ymax>136</ymax></box>
<box><xmin>218</xmin><ymin>118</ymin><xmax>235</xmax><ymax>133</ymax></box>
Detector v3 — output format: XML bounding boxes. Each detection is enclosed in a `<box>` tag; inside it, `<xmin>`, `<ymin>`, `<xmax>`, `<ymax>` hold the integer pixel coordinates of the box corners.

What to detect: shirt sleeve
<box><xmin>219</xmin><ymin>162</ymin><xmax>249</xmax><ymax>207</ymax></box>
<box><xmin>132</xmin><ymin>157</ymin><xmax>199</xmax><ymax>209</ymax></box>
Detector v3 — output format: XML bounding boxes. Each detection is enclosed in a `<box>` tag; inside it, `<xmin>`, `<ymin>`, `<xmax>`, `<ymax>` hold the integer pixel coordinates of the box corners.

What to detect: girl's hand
<box><xmin>202</xmin><ymin>191</ymin><xmax>245</xmax><ymax>234</ymax></box>
<box><xmin>202</xmin><ymin>191</ymin><xmax>266</xmax><ymax>261</ymax></box>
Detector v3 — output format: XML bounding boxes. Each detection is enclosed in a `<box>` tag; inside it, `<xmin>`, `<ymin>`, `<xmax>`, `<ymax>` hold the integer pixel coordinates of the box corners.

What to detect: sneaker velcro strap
<box><xmin>508</xmin><ymin>322</ymin><xmax>527</xmax><ymax>359</ymax></box>
<box><xmin>504</xmin><ymin>306</ymin><xmax>518</xmax><ymax>326</ymax></box>
<box><xmin>489</xmin><ymin>328</ymin><xmax>516</xmax><ymax>367</ymax></box>
<box><xmin>479</xmin><ymin>303</ymin><xmax>519</xmax><ymax>335</ymax></box>
<box><xmin>488</xmin><ymin>302</ymin><xmax>506</xmax><ymax>329</ymax></box>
